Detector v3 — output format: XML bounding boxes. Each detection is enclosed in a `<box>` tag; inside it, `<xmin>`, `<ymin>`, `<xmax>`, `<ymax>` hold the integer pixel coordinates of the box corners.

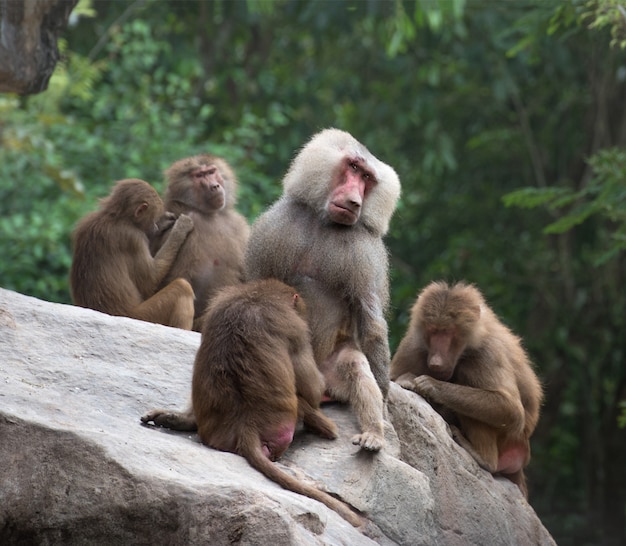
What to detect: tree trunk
<box><xmin>0</xmin><ymin>0</ymin><xmax>77</xmax><ymax>95</ymax></box>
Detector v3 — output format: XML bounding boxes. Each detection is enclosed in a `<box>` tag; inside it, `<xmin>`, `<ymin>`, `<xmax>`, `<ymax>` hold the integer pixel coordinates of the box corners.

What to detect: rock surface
<box><xmin>0</xmin><ymin>288</ymin><xmax>555</xmax><ymax>545</ymax></box>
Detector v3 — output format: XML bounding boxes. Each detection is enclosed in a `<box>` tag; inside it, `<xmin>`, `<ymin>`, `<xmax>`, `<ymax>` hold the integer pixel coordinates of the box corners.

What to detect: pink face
<box><xmin>327</xmin><ymin>156</ymin><xmax>376</xmax><ymax>225</ymax></box>
<box><xmin>192</xmin><ymin>164</ymin><xmax>225</xmax><ymax>210</ymax></box>
<box><xmin>425</xmin><ymin>329</ymin><xmax>465</xmax><ymax>381</ymax></box>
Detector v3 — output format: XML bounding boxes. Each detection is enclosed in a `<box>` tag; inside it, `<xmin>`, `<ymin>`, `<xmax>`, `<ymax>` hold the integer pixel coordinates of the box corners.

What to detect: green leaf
<box><xmin>502</xmin><ymin>187</ymin><xmax>571</xmax><ymax>209</ymax></box>
<box><xmin>543</xmin><ymin>210</ymin><xmax>592</xmax><ymax>234</ymax></box>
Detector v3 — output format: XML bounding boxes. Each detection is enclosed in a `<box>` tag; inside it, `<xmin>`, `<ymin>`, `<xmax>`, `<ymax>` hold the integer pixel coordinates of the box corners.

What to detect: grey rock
<box><xmin>0</xmin><ymin>288</ymin><xmax>555</xmax><ymax>545</ymax></box>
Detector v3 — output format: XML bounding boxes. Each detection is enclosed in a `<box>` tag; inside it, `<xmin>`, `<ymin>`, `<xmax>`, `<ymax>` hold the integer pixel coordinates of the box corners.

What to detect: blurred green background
<box><xmin>1</xmin><ymin>1</ymin><xmax>625</xmax><ymax>543</ymax></box>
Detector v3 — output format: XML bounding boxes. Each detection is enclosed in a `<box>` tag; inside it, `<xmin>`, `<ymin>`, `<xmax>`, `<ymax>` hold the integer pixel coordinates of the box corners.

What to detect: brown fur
<box><xmin>151</xmin><ymin>154</ymin><xmax>249</xmax><ymax>330</ymax></box>
<box><xmin>245</xmin><ymin>129</ymin><xmax>401</xmax><ymax>452</ymax></box>
<box><xmin>391</xmin><ymin>281</ymin><xmax>543</xmax><ymax>497</ymax></box>
<box><xmin>142</xmin><ymin>279</ymin><xmax>365</xmax><ymax>528</ymax></box>
<box><xmin>70</xmin><ymin>179</ymin><xmax>194</xmax><ymax>329</ymax></box>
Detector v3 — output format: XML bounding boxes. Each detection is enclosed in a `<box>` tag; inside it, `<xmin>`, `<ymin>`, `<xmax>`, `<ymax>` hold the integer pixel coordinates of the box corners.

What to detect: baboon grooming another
<box><xmin>142</xmin><ymin>279</ymin><xmax>365</xmax><ymax>528</ymax></box>
<box><xmin>245</xmin><ymin>128</ymin><xmax>401</xmax><ymax>452</ymax></box>
<box><xmin>151</xmin><ymin>154</ymin><xmax>249</xmax><ymax>330</ymax></box>
<box><xmin>391</xmin><ymin>281</ymin><xmax>543</xmax><ymax>496</ymax></box>
<box><xmin>70</xmin><ymin>178</ymin><xmax>194</xmax><ymax>329</ymax></box>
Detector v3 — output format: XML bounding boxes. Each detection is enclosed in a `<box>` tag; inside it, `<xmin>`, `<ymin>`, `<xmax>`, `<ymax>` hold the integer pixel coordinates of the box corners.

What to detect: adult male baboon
<box><xmin>245</xmin><ymin>128</ymin><xmax>401</xmax><ymax>452</ymax></box>
<box><xmin>142</xmin><ymin>279</ymin><xmax>364</xmax><ymax>528</ymax></box>
<box><xmin>151</xmin><ymin>154</ymin><xmax>249</xmax><ymax>330</ymax></box>
<box><xmin>70</xmin><ymin>178</ymin><xmax>194</xmax><ymax>329</ymax></box>
<box><xmin>391</xmin><ymin>281</ymin><xmax>543</xmax><ymax>497</ymax></box>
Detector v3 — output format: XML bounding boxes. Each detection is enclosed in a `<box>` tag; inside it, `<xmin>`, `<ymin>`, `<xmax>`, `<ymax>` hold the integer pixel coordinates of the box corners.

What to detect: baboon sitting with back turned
<box><xmin>70</xmin><ymin>178</ymin><xmax>195</xmax><ymax>329</ymax></box>
<box><xmin>391</xmin><ymin>281</ymin><xmax>543</xmax><ymax>497</ymax></box>
<box><xmin>142</xmin><ymin>279</ymin><xmax>366</xmax><ymax>528</ymax></box>
<box><xmin>150</xmin><ymin>154</ymin><xmax>249</xmax><ymax>331</ymax></box>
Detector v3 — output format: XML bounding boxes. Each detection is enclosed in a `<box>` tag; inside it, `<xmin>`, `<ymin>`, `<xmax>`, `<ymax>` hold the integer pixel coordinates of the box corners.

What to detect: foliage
<box><xmin>0</xmin><ymin>91</ymin><xmax>84</xmax><ymax>301</ymax></box>
<box><xmin>504</xmin><ymin>147</ymin><xmax>626</xmax><ymax>264</ymax></box>
<box><xmin>617</xmin><ymin>403</ymin><xmax>626</xmax><ymax>434</ymax></box>
<box><xmin>502</xmin><ymin>2</ymin><xmax>626</xmax><ymax>492</ymax></box>
<box><xmin>585</xmin><ymin>0</ymin><xmax>626</xmax><ymax>49</ymax></box>
<box><xmin>1</xmin><ymin>1</ymin><xmax>626</xmax><ymax>543</ymax></box>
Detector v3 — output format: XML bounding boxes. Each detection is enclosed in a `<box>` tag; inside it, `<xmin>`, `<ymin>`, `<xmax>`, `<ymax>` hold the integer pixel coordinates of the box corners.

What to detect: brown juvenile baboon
<box><xmin>70</xmin><ymin>178</ymin><xmax>195</xmax><ymax>329</ymax></box>
<box><xmin>245</xmin><ymin>128</ymin><xmax>401</xmax><ymax>452</ymax></box>
<box><xmin>390</xmin><ymin>281</ymin><xmax>543</xmax><ymax>497</ymax></box>
<box><xmin>142</xmin><ymin>279</ymin><xmax>365</xmax><ymax>528</ymax></box>
<box><xmin>151</xmin><ymin>154</ymin><xmax>249</xmax><ymax>330</ymax></box>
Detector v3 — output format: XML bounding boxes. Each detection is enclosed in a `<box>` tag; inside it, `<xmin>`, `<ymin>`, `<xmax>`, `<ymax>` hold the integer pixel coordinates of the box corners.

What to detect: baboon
<box><xmin>151</xmin><ymin>154</ymin><xmax>249</xmax><ymax>330</ymax></box>
<box><xmin>70</xmin><ymin>178</ymin><xmax>194</xmax><ymax>329</ymax></box>
<box><xmin>245</xmin><ymin>128</ymin><xmax>401</xmax><ymax>452</ymax></box>
<box><xmin>391</xmin><ymin>281</ymin><xmax>543</xmax><ymax>496</ymax></box>
<box><xmin>142</xmin><ymin>279</ymin><xmax>365</xmax><ymax>528</ymax></box>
